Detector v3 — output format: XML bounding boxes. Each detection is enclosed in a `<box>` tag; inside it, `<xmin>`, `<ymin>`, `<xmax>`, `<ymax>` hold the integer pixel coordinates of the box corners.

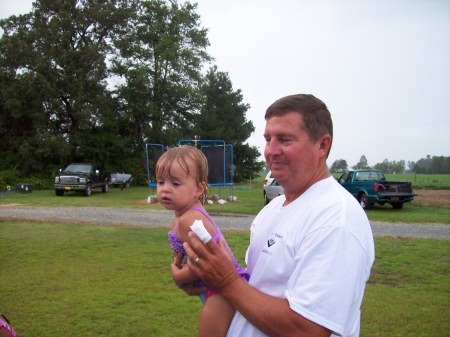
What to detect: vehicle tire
<box><xmin>102</xmin><ymin>183</ymin><xmax>109</xmax><ymax>193</ymax></box>
<box><xmin>84</xmin><ymin>184</ymin><xmax>92</xmax><ymax>196</ymax></box>
<box><xmin>392</xmin><ymin>202</ymin><xmax>403</xmax><ymax>209</ymax></box>
<box><xmin>264</xmin><ymin>192</ymin><xmax>270</xmax><ymax>205</ymax></box>
<box><xmin>358</xmin><ymin>193</ymin><xmax>371</xmax><ymax>210</ymax></box>
<box><xmin>125</xmin><ymin>182</ymin><xmax>130</xmax><ymax>189</ymax></box>
<box><xmin>55</xmin><ymin>189</ymin><xmax>64</xmax><ymax>196</ymax></box>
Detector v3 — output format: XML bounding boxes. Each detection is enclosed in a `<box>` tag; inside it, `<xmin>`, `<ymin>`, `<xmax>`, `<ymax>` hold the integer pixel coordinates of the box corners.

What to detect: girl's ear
<box><xmin>194</xmin><ymin>181</ymin><xmax>206</xmax><ymax>198</ymax></box>
<box><xmin>196</xmin><ymin>181</ymin><xmax>208</xmax><ymax>204</ymax></box>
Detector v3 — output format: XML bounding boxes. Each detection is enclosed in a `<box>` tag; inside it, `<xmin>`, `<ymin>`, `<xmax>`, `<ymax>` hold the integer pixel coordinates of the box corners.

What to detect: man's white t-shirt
<box><xmin>226</xmin><ymin>177</ymin><xmax>375</xmax><ymax>337</ymax></box>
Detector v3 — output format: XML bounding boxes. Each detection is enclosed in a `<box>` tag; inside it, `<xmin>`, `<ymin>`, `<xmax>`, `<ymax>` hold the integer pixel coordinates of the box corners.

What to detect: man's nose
<box><xmin>265</xmin><ymin>140</ymin><xmax>281</xmax><ymax>156</ymax></box>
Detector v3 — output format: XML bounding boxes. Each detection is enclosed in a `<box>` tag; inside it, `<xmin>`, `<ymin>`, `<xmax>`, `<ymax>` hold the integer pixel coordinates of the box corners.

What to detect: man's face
<box><xmin>263</xmin><ymin>112</ymin><xmax>324</xmax><ymax>195</ymax></box>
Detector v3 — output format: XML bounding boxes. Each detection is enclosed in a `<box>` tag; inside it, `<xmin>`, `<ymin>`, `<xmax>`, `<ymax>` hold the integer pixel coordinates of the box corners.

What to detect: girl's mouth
<box><xmin>160</xmin><ymin>197</ymin><xmax>171</xmax><ymax>204</ymax></box>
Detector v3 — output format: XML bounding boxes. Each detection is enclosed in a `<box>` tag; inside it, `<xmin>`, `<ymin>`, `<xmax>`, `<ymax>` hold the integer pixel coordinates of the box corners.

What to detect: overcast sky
<box><xmin>1</xmin><ymin>0</ymin><xmax>449</xmax><ymax>167</ymax></box>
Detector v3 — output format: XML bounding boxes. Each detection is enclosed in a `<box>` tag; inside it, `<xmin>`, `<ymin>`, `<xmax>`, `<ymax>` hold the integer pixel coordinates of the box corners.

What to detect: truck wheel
<box><xmin>358</xmin><ymin>193</ymin><xmax>371</xmax><ymax>210</ymax></box>
<box><xmin>55</xmin><ymin>189</ymin><xmax>64</xmax><ymax>196</ymax></box>
<box><xmin>102</xmin><ymin>183</ymin><xmax>109</xmax><ymax>193</ymax></box>
<box><xmin>392</xmin><ymin>202</ymin><xmax>403</xmax><ymax>209</ymax></box>
<box><xmin>84</xmin><ymin>184</ymin><xmax>92</xmax><ymax>196</ymax></box>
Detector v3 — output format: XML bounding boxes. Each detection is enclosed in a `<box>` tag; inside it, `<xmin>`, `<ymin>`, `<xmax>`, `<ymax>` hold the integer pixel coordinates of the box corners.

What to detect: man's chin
<box><xmin>270</xmin><ymin>168</ymin><xmax>285</xmax><ymax>179</ymax></box>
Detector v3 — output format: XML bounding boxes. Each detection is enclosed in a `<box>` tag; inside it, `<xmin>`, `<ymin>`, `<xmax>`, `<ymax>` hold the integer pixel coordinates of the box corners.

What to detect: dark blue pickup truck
<box><xmin>337</xmin><ymin>169</ymin><xmax>415</xmax><ymax>209</ymax></box>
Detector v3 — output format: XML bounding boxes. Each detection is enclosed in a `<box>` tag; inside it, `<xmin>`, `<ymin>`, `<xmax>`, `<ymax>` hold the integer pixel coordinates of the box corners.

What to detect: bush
<box><xmin>0</xmin><ymin>169</ymin><xmax>21</xmax><ymax>191</ymax></box>
<box><xmin>0</xmin><ymin>170</ymin><xmax>53</xmax><ymax>191</ymax></box>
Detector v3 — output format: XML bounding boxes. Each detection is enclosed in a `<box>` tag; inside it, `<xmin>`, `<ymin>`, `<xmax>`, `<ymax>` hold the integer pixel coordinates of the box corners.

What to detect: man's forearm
<box><xmin>220</xmin><ymin>277</ymin><xmax>331</xmax><ymax>337</ymax></box>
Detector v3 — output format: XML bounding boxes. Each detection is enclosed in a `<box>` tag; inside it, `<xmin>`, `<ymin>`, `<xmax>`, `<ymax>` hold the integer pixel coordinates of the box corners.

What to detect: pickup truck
<box><xmin>337</xmin><ymin>169</ymin><xmax>415</xmax><ymax>209</ymax></box>
<box><xmin>54</xmin><ymin>163</ymin><xmax>110</xmax><ymax>196</ymax></box>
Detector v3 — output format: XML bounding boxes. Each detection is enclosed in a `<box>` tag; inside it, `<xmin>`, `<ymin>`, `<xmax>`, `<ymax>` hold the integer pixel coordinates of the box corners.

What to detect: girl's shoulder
<box><xmin>177</xmin><ymin>207</ymin><xmax>213</xmax><ymax>237</ymax></box>
<box><xmin>178</xmin><ymin>207</ymin><xmax>208</xmax><ymax>226</ymax></box>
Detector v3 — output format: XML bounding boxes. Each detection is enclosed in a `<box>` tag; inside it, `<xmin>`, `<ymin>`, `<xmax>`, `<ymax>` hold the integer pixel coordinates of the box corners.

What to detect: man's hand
<box><xmin>183</xmin><ymin>231</ymin><xmax>240</xmax><ymax>292</ymax></box>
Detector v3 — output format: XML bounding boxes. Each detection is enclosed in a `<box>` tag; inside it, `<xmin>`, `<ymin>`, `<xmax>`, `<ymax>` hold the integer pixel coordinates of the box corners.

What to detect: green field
<box><xmin>1</xmin><ymin>182</ymin><xmax>449</xmax><ymax>224</ymax></box>
<box><xmin>384</xmin><ymin>173</ymin><xmax>450</xmax><ymax>189</ymax></box>
<box><xmin>1</xmin><ymin>174</ymin><xmax>448</xmax><ymax>335</ymax></box>
<box><xmin>1</xmin><ymin>221</ymin><xmax>448</xmax><ymax>337</ymax></box>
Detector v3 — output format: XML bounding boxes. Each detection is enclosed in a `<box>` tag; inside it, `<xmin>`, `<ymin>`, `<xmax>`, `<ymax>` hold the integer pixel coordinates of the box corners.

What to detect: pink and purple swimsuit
<box><xmin>168</xmin><ymin>206</ymin><xmax>249</xmax><ymax>303</ymax></box>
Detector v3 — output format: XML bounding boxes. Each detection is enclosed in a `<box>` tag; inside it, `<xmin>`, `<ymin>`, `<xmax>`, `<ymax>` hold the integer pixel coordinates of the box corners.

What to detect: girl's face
<box><xmin>156</xmin><ymin>159</ymin><xmax>204</xmax><ymax>215</ymax></box>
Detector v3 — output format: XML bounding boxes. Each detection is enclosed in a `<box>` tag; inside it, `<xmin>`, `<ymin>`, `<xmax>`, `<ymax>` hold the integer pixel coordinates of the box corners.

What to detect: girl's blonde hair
<box><xmin>156</xmin><ymin>145</ymin><xmax>209</xmax><ymax>204</ymax></box>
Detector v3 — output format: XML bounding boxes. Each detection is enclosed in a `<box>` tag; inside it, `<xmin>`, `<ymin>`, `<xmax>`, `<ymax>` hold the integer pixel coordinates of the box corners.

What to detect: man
<box><xmin>182</xmin><ymin>94</ymin><xmax>375</xmax><ymax>337</ymax></box>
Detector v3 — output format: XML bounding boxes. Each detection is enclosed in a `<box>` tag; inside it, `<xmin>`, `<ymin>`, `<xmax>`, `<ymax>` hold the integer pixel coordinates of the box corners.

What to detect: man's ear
<box><xmin>318</xmin><ymin>134</ymin><xmax>332</xmax><ymax>157</ymax></box>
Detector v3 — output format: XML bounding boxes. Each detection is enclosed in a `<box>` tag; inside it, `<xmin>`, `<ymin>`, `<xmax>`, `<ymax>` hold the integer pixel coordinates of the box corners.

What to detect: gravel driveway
<box><xmin>1</xmin><ymin>206</ymin><xmax>449</xmax><ymax>239</ymax></box>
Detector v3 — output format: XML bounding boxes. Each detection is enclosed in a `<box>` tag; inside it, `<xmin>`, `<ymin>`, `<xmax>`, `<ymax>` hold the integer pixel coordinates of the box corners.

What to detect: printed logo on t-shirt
<box><xmin>262</xmin><ymin>232</ymin><xmax>283</xmax><ymax>255</ymax></box>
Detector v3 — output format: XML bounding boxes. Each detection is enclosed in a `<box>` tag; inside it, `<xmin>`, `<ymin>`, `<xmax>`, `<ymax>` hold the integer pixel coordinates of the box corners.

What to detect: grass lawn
<box><xmin>1</xmin><ymin>185</ymin><xmax>449</xmax><ymax>224</ymax></box>
<box><xmin>1</xmin><ymin>220</ymin><xmax>449</xmax><ymax>337</ymax></box>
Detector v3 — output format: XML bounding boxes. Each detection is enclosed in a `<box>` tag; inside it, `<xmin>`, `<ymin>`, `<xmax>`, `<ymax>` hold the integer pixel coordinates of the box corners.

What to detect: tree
<box><xmin>196</xmin><ymin>66</ymin><xmax>264</xmax><ymax>181</ymax></box>
<box><xmin>406</xmin><ymin>161</ymin><xmax>416</xmax><ymax>173</ymax></box>
<box><xmin>233</xmin><ymin>143</ymin><xmax>265</xmax><ymax>182</ymax></box>
<box><xmin>411</xmin><ymin>155</ymin><xmax>450</xmax><ymax>174</ymax></box>
<box><xmin>390</xmin><ymin>160</ymin><xmax>405</xmax><ymax>174</ymax></box>
<box><xmin>352</xmin><ymin>155</ymin><xmax>370</xmax><ymax>170</ymax></box>
<box><xmin>0</xmin><ymin>0</ymin><xmax>267</xmax><ymax>183</ymax></box>
<box><xmin>0</xmin><ymin>0</ymin><xmax>133</xmax><ymax>174</ymax></box>
<box><xmin>330</xmin><ymin>159</ymin><xmax>348</xmax><ymax>173</ymax></box>
<box><xmin>373</xmin><ymin>159</ymin><xmax>390</xmax><ymax>173</ymax></box>
<box><xmin>111</xmin><ymin>0</ymin><xmax>210</xmax><ymax>151</ymax></box>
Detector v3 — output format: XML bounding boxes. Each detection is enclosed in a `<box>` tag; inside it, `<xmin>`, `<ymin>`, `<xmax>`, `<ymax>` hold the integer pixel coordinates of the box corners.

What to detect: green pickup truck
<box><xmin>337</xmin><ymin>169</ymin><xmax>415</xmax><ymax>209</ymax></box>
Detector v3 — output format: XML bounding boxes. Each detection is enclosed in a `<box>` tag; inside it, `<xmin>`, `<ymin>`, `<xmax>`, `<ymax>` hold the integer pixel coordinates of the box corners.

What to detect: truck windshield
<box><xmin>64</xmin><ymin>164</ymin><xmax>92</xmax><ymax>173</ymax></box>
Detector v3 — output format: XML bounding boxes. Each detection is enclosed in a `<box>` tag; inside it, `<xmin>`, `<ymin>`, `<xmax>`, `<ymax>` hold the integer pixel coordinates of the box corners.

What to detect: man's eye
<box><xmin>279</xmin><ymin>137</ymin><xmax>292</xmax><ymax>143</ymax></box>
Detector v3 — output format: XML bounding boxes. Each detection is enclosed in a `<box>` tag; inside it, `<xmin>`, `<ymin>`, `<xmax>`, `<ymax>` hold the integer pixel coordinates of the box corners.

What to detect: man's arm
<box><xmin>184</xmin><ymin>232</ymin><xmax>331</xmax><ymax>337</ymax></box>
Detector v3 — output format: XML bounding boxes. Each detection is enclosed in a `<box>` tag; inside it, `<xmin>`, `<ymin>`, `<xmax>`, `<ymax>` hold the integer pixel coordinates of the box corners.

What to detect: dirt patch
<box><xmin>414</xmin><ymin>189</ymin><xmax>450</xmax><ymax>207</ymax></box>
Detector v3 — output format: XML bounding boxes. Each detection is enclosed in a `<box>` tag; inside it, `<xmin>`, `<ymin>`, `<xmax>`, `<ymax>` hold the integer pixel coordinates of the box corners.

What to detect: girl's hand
<box><xmin>171</xmin><ymin>257</ymin><xmax>199</xmax><ymax>286</ymax></box>
<box><xmin>171</xmin><ymin>262</ymin><xmax>185</xmax><ymax>286</ymax></box>
<box><xmin>171</xmin><ymin>260</ymin><xmax>207</xmax><ymax>295</ymax></box>
<box><xmin>173</xmin><ymin>251</ymin><xmax>183</xmax><ymax>269</ymax></box>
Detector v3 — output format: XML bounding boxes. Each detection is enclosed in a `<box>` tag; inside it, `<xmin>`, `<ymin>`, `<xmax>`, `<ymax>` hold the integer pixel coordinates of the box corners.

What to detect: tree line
<box><xmin>0</xmin><ymin>0</ymin><xmax>264</xmax><ymax>186</ymax></box>
<box><xmin>330</xmin><ymin>155</ymin><xmax>450</xmax><ymax>174</ymax></box>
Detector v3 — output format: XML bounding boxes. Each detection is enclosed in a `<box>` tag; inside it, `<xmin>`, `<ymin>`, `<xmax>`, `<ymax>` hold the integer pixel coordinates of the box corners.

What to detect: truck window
<box><xmin>346</xmin><ymin>173</ymin><xmax>353</xmax><ymax>183</ymax></box>
<box><xmin>355</xmin><ymin>171</ymin><xmax>375</xmax><ymax>181</ymax></box>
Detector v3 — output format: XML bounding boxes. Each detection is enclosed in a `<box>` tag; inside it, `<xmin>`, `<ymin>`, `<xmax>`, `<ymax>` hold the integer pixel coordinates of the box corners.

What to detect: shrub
<box><xmin>0</xmin><ymin>169</ymin><xmax>21</xmax><ymax>191</ymax></box>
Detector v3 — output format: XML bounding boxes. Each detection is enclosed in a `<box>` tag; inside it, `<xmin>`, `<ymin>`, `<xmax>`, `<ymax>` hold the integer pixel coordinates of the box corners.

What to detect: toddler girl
<box><xmin>156</xmin><ymin>145</ymin><xmax>249</xmax><ymax>337</ymax></box>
